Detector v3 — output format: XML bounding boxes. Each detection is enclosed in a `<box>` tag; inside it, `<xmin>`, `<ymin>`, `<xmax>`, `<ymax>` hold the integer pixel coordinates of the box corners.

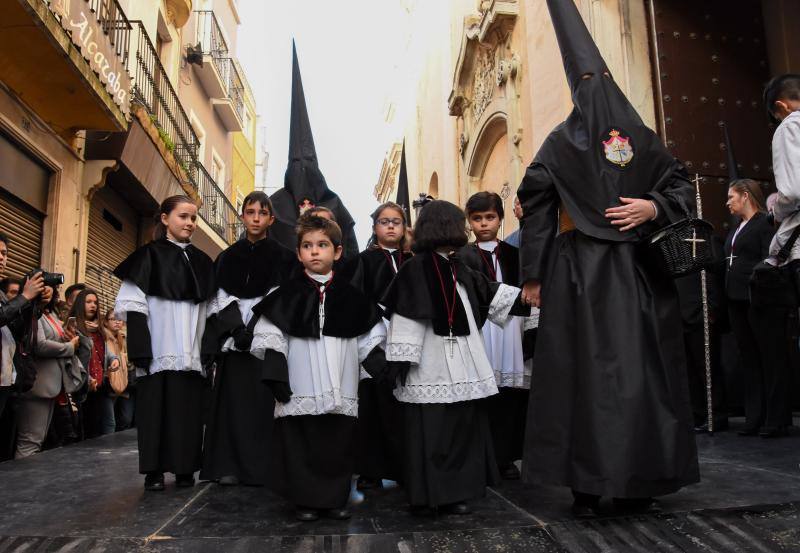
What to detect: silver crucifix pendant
<box><xmin>444</xmin><ymin>331</ymin><xmax>456</xmax><ymax>358</ymax></box>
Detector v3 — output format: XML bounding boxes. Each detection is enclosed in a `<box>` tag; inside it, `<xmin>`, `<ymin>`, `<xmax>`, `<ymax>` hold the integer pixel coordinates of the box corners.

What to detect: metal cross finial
<box><xmin>684</xmin><ymin>228</ymin><xmax>706</xmax><ymax>258</ymax></box>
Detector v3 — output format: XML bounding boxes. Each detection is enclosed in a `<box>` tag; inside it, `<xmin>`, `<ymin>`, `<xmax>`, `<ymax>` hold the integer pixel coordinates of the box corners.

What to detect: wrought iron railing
<box><xmin>45</xmin><ymin>0</ymin><xmax>132</xmax><ymax>64</ymax></box>
<box><xmin>129</xmin><ymin>21</ymin><xmax>198</xmax><ymax>169</ymax></box>
<box><xmin>127</xmin><ymin>20</ymin><xmax>241</xmax><ymax>245</ymax></box>
<box><xmin>218</xmin><ymin>57</ymin><xmax>245</xmax><ymax>124</ymax></box>
<box><xmin>194</xmin><ymin>10</ymin><xmax>229</xmax><ymax>88</ymax></box>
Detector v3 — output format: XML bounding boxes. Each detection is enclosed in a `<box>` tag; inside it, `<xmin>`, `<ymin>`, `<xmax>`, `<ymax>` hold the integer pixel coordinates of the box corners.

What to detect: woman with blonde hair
<box><xmin>723</xmin><ymin>179</ymin><xmax>781</xmax><ymax>437</ymax></box>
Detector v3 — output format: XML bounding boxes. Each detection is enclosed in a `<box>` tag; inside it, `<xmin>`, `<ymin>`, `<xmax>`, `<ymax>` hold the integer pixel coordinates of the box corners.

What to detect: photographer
<box><xmin>15</xmin><ymin>288</ymin><xmax>85</xmax><ymax>458</ymax></box>
<box><xmin>0</xmin><ymin>234</ymin><xmax>51</xmax><ymax>418</ymax></box>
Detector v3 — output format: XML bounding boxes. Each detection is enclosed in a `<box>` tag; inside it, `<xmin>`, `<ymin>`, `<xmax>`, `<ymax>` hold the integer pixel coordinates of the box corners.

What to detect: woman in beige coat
<box><xmin>15</xmin><ymin>291</ymin><xmax>86</xmax><ymax>458</ymax></box>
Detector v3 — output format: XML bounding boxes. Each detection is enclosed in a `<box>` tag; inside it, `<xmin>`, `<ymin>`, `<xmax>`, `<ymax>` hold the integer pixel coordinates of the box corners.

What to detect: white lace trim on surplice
<box><xmin>115</xmin><ymin>299</ymin><xmax>148</xmax><ymax>317</ymax></box>
<box><xmin>247</xmin><ymin>332</ymin><xmax>289</xmax><ymax>359</ymax></box>
<box><xmin>207</xmin><ymin>291</ymin><xmax>238</xmax><ymax>317</ymax></box>
<box><xmin>494</xmin><ymin>370</ymin><xmax>531</xmax><ymax>390</ymax></box>
<box><xmin>274</xmin><ymin>392</ymin><xmax>358</xmax><ymax>418</ymax></box>
<box><xmin>524</xmin><ymin>307</ymin><xmax>540</xmax><ymax>330</ymax></box>
<box><xmin>386</xmin><ymin>342</ymin><xmax>422</xmax><ymax>363</ymax></box>
<box><xmin>488</xmin><ymin>283</ymin><xmax>520</xmax><ymax>326</ymax></box>
<box><xmin>394</xmin><ymin>374</ymin><xmax>498</xmax><ymax>404</ymax></box>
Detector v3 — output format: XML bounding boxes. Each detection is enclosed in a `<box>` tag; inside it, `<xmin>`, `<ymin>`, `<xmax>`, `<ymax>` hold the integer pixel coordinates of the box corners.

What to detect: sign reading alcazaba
<box><xmin>48</xmin><ymin>0</ymin><xmax>132</xmax><ymax>118</ymax></box>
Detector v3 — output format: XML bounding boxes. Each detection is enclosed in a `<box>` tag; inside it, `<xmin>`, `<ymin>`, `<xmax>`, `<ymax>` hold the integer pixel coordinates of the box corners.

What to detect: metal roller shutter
<box><xmin>85</xmin><ymin>187</ymin><xmax>139</xmax><ymax>314</ymax></box>
<box><xmin>0</xmin><ymin>189</ymin><xmax>44</xmax><ymax>279</ymax></box>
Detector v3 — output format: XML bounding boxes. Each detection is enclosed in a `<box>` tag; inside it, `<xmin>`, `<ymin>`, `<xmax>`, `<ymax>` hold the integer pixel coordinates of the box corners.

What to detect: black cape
<box><xmin>518</xmin><ymin>0</ymin><xmax>699</xmax><ymax>498</ymax></box>
<box><xmin>340</xmin><ymin>247</ymin><xmax>410</xmax><ymax>305</ymax></box>
<box><xmin>253</xmin><ymin>272</ymin><xmax>380</xmax><ymax>339</ymax></box>
<box><xmin>214</xmin><ymin>237</ymin><xmax>298</xmax><ymax>299</ymax></box>
<box><xmin>458</xmin><ymin>241</ymin><xmax>521</xmax><ymax>287</ymax></box>
<box><xmin>113</xmin><ymin>238</ymin><xmax>215</xmax><ymax>302</ymax></box>
<box><xmin>381</xmin><ymin>252</ymin><xmax>500</xmax><ymax>337</ymax></box>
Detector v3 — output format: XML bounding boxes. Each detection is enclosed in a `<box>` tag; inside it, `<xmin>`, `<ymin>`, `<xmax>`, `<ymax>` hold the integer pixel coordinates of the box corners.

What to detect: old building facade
<box><xmin>0</xmin><ymin>0</ymin><xmax>258</xmax><ymax>311</ymax></box>
<box><xmin>379</xmin><ymin>0</ymin><xmax>800</xmax><ymax>239</ymax></box>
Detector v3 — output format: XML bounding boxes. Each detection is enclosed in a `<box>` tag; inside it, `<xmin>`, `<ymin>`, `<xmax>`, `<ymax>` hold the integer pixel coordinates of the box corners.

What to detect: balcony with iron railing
<box><xmin>190</xmin><ymin>10</ymin><xmax>231</xmax><ymax>99</ymax></box>
<box><xmin>128</xmin><ymin>21</ymin><xmax>243</xmax><ymax>244</ymax></box>
<box><xmin>212</xmin><ymin>57</ymin><xmax>245</xmax><ymax>132</ymax></box>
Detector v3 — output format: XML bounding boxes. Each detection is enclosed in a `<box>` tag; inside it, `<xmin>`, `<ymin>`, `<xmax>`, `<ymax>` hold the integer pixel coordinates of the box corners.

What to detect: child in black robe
<box><xmin>201</xmin><ymin>192</ymin><xmax>298</xmax><ymax>486</ymax></box>
<box><xmin>340</xmin><ymin>201</ymin><xmax>411</xmax><ymax>489</ymax></box>
<box><xmin>252</xmin><ymin>216</ymin><xmax>387</xmax><ymax>521</ymax></box>
<box><xmin>114</xmin><ymin>195</ymin><xmax>215</xmax><ymax>491</ymax></box>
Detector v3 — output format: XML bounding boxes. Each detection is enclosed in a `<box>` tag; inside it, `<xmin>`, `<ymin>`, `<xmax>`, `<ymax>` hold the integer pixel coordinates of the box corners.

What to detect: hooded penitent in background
<box><xmin>269</xmin><ymin>42</ymin><xmax>359</xmax><ymax>257</ymax></box>
<box><xmin>395</xmin><ymin>141</ymin><xmax>412</xmax><ymax>224</ymax></box>
<box><xmin>518</xmin><ymin>0</ymin><xmax>699</xmax><ymax>515</ymax></box>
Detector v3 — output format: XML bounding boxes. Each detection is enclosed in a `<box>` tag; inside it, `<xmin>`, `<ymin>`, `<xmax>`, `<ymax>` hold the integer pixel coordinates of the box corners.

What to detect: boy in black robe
<box><xmin>201</xmin><ymin>191</ymin><xmax>298</xmax><ymax>486</ymax></box>
<box><xmin>459</xmin><ymin>192</ymin><xmax>532</xmax><ymax>480</ymax></box>
<box><xmin>252</xmin><ymin>216</ymin><xmax>387</xmax><ymax>521</ymax></box>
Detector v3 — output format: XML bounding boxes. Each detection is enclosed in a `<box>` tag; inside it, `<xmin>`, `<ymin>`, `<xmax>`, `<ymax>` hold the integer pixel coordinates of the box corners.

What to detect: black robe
<box><xmin>518</xmin><ymin>0</ymin><xmax>699</xmax><ymax>499</ymax></box>
<box><xmin>518</xmin><ymin>163</ymin><xmax>700</xmax><ymax>498</ymax></box>
<box><xmin>201</xmin><ymin>237</ymin><xmax>296</xmax><ymax>485</ymax></box>
<box><xmin>340</xmin><ymin>248</ymin><xmax>410</xmax><ymax>482</ymax></box>
<box><xmin>382</xmin><ymin>252</ymin><xmax>525</xmax><ymax>507</ymax></box>
<box><xmin>459</xmin><ymin>242</ymin><xmax>530</xmax><ymax>468</ymax></box>
<box><xmin>113</xmin><ymin>239</ymin><xmax>215</xmax><ymax>476</ymax></box>
<box><xmin>253</xmin><ymin>273</ymin><xmax>382</xmax><ymax>509</ymax></box>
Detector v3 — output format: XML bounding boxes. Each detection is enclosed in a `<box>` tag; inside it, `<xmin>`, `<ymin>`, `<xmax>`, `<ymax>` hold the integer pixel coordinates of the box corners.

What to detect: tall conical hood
<box><xmin>288</xmin><ymin>41</ymin><xmax>316</xmax><ymax>165</ymax></box>
<box><xmin>270</xmin><ymin>41</ymin><xmax>359</xmax><ymax>257</ymax></box>
<box><xmin>547</xmin><ymin>0</ymin><xmax>609</xmax><ymax>93</ymax></box>
<box><xmin>529</xmin><ymin>0</ymin><xmax>691</xmax><ymax>243</ymax></box>
<box><xmin>721</xmin><ymin>122</ymin><xmax>740</xmax><ymax>182</ymax></box>
<box><xmin>284</xmin><ymin>41</ymin><xmax>328</xmax><ymax>202</ymax></box>
<box><xmin>396</xmin><ymin>141</ymin><xmax>411</xmax><ymax>223</ymax></box>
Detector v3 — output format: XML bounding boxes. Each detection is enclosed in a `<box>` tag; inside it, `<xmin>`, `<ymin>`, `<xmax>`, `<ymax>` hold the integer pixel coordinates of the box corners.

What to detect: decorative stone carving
<box><xmin>459</xmin><ymin>131</ymin><xmax>470</xmax><ymax>157</ymax></box>
<box><xmin>472</xmin><ymin>48</ymin><xmax>496</xmax><ymax>121</ymax></box>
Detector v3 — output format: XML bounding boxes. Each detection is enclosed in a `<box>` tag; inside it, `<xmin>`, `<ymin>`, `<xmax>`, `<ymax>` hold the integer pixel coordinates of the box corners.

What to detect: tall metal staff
<box><xmin>693</xmin><ymin>173</ymin><xmax>714</xmax><ymax>434</ymax></box>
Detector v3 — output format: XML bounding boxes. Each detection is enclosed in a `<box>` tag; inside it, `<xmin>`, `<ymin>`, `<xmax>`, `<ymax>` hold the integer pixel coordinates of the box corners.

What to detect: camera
<box><xmin>26</xmin><ymin>268</ymin><xmax>65</xmax><ymax>288</ymax></box>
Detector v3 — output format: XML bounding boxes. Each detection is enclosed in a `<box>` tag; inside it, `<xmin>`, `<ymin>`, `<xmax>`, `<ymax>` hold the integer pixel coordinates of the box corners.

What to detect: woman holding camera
<box><xmin>723</xmin><ymin>179</ymin><xmax>778</xmax><ymax>436</ymax></box>
<box><xmin>15</xmin><ymin>289</ymin><xmax>85</xmax><ymax>458</ymax></box>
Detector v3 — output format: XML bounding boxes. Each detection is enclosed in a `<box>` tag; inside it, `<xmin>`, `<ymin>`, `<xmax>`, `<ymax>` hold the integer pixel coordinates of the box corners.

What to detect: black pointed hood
<box><xmin>269</xmin><ymin>41</ymin><xmax>359</xmax><ymax>257</ymax></box>
<box><xmin>396</xmin><ymin>141</ymin><xmax>411</xmax><ymax>223</ymax></box>
<box><xmin>721</xmin><ymin>122</ymin><xmax>739</xmax><ymax>182</ymax></box>
<box><xmin>532</xmin><ymin>0</ymin><xmax>690</xmax><ymax>243</ymax></box>
<box><xmin>548</xmin><ymin>0</ymin><xmax>609</xmax><ymax>93</ymax></box>
<box><xmin>284</xmin><ymin>41</ymin><xmax>327</xmax><ymax>203</ymax></box>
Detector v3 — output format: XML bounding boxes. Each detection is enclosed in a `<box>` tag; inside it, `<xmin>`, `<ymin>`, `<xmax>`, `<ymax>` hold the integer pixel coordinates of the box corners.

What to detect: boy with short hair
<box><xmin>201</xmin><ymin>191</ymin><xmax>298</xmax><ymax>486</ymax></box>
<box><xmin>460</xmin><ymin>191</ymin><xmax>535</xmax><ymax>480</ymax></box>
<box><xmin>252</xmin><ymin>216</ymin><xmax>387</xmax><ymax>521</ymax></box>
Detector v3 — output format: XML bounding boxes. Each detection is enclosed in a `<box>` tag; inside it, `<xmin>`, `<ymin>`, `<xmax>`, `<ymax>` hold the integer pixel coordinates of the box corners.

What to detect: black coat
<box><xmin>723</xmin><ymin>212</ymin><xmax>775</xmax><ymax>302</ymax></box>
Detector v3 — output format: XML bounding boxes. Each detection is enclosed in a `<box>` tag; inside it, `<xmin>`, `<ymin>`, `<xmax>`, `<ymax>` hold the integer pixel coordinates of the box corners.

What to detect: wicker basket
<box><xmin>644</xmin><ymin>218</ymin><xmax>715</xmax><ymax>278</ymax></box>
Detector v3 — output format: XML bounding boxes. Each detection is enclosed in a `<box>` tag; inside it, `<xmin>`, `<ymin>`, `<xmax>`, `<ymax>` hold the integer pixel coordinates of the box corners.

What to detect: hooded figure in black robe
<box><xmin>200</xmin><ymin>236</ymin><xmax>298</xmax><ymax>486</ymax></box>
<box><xmin>269</xmin><ymin>43</ymin><xmax>359</xmax><ymax>258</ymax></box>
<box><xmin>518</xmin><ymin>0</ymin><xmax>699</xmax><ymax>507</ymax></box>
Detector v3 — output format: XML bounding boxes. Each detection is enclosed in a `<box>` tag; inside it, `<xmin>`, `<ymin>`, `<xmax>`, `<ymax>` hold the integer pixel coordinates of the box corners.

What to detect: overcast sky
<box><xmin>237</xmin><ymin>0</ymin><xmax>416</xmax><ymax>245</ymax></box>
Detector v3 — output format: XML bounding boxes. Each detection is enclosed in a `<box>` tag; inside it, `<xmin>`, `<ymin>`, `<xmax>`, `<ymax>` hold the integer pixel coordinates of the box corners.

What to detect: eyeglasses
<box><xmin>377</xmin><ymin>218</ymin><xmax>403</xmax><ymax>227</ymax></box>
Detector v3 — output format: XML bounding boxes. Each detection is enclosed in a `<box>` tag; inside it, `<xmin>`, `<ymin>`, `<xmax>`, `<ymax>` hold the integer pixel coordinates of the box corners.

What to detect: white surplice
<box><xmin>114</xmin><ymin>241</ymin><xmax>207</xmax><ymax>378</ymax></box>
<box><xmin>476</xmin><ymin>241</ymin><xmax>531</xmax><ymax>389</ymax></box>
<box><xmin>386</xmin><ymin>255</ymin><xmax>520</xmax><ymax>404</ymax></box>
<box><xmin>260</xmin><ymin>272</ymin><xmax>387</xmax><ymax>419</ymax></box>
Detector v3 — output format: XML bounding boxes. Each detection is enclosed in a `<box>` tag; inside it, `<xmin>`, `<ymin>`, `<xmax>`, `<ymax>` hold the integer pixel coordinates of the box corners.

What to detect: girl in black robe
<box><xmin>382</xmin><ymin>201</ymin><xmax>524</xmax><ymax>515</ymax></box>
<box><xmin>113</xmin><ymin>195</ymin><xmax>215</xmax><ymax>491</ymax></box>
<box><xmin>201</xmin><ymin>192</ymin><xmax>298</xmax><ymax>486</ymax></box>
<box><xmin>340</xmin><ymin>201</ymin><xmax>411</xmax><ymax>489</ymax></box>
